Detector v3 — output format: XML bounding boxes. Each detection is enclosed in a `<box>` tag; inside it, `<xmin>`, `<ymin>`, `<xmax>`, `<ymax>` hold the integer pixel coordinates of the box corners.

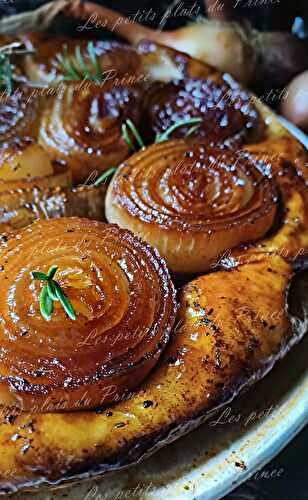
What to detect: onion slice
<box><xmin>106</xmin><ymin>140</ymin><xmax>277</xmax><ymax>274</ymax></box>
<box><xmin>39</xmin><ymin>81</ymin><xmax>144</xmax><ymax>184</ymax></box>
<box><xmin>142</xmin><ymin>73</ymin><xmax>264</xmax><ymax>146</ymax></box>
<box><xmin>0</xmin><ymin>218</ymin><xmax>176</xmax><ymax>412</ymax></box>
<box><xmin>0</xmin><ymin>184</ymin><xmax>107</xmax><ymax>232</ymax></box>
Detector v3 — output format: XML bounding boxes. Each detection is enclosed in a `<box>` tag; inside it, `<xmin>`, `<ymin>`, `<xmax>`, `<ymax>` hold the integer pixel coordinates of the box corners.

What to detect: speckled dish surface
<box><xmin>13</xmin><ymin>120</ymin><xmax>308</xmax><ymax>500</ymax></box>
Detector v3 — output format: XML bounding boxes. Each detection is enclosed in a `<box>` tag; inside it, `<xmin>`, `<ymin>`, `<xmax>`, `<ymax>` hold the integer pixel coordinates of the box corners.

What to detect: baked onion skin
<box><xmin>0</xmin><ymin>253</ymin><xmax>304</xmax><ymax>493</ymax></box>
<box><xmin>143</xmin><ymin>74</ymin><xmax>264</xmax><ymax>145</ymax></box>
<box><xmin>39</xmin><ymin>81</ymin><xmax>144</xmax><ymax>184</ymax></box>
<box><xmin>0</xmin><ymin>184</ymin><xmax>107</xmax><ymax>232</ymax></box>
<box><xmin>0</xmin><ymin>218</ymin><xmax>176</xmax><ymax>412</ymax></box>
<box><xmin>106</xmin><ymin>140</ymin><xmax>277</xmax><ymax>273</ymax></box>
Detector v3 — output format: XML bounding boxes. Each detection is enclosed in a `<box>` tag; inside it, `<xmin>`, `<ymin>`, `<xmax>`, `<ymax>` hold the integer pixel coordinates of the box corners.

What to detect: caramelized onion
<box><xmin>0</xmin><ymin>218</ymin><xmax>176</xmax><ymax>412</ymax></box>
<box><xmin>143</xmin><ymin>74</ymin><xmax>264</xmax><ymax>146</ymax></box>
<box><xmin>21</xmin><ymin>35</ymin><xmax>143</xmax><ymax>85</ymax></box>
<box><xmin>39</xmin><ymin>82</ymin><xmax>144</xmax><ymax>183</ymax></box>
<box><xmin>0</xmin><ymin>89</ymin><xmax>41</xmax><ymax>142</ymax></box>
<box><xmin>106</xmin><ymin>140</ymin><xmax>277</xmax><ymax>273</ymax></box>
<box><xmin>0</xmin><ymin>184</ymin><xmax>106</xmax><ymax>232</ymax></box>
<box><xmin>0</xmin><ymin>137</ymin><xmax>71</xmax><ymax>192</ymax></box>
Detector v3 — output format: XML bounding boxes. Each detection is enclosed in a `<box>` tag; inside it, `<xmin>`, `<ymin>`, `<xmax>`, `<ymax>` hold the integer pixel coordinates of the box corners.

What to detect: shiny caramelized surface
<box><xmin>0</xmin><ymin>90</ymin><xmax>41</xmax><ymax>142</ymax></box>
<box><xmin>0</xmin><ymin>218</ymin><xmax>176</xmax><ymax>411</ymax></box>
<box><xmin>143</xmin><ymin>75</ymin><xmax>263</xmax><ymax>145</ymax></box>
<box><xmin>106</xmin><ymin>140</ymin><xmax>277</xmax><ymax>272</ymax></box>
<box><xmin>0</xmin><ymin>137</ymin><xmax>71</xmax><ymax>193</ymax></box>
<box><xmin>0</xmin><ymin>34</ymin><xmax>306</xmax><ymax>495</ymax></box>
<box><xmin>39</xmin><ymin>82</ymin><xmax>144</xmax><ymax>183</ymax></box>
<box><xmin>0</xmin><ymin>254</ymin><xmax>303</xmax><ymax>492</ymax></box>
<box><xmin>22</xmin><ymin>35</ymin><xmax>143</xmax><ymax>84</ymax></box>
<box><xmin>109</xmin><ymin>140</ymin><xmax>276</xmax><ymax>230</ymax></box>
<box><xmin>0</xmin><ymin>184</ymin><xmax>107</xmax><ymax>233</ymax></box>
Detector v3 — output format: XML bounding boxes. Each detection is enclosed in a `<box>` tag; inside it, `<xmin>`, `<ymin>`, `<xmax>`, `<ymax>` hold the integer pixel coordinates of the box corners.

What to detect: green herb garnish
<box><xmin>0</xmin><ymin>52</ymin><xmax>13</xmax><ymax>95</ymax></box>
<box><xmin>121</xmin><ymin>117</ymin><xmax>203</xmax><ymax>153</ymax></box>
<box><xmin>155</xmin><ymin>117</ymin><xmax>203</xmax><ymax>143</ymax></box>
<box><xmin>32</xmin><ymin>265</ymin><xmax>76</xmax><ymax>321</ymax></box>
<box><xmin>122</xmin><ymin>119</ymin><xmax>145</xmax><ymax>152</ymax></box>
<box><xmin>56</xmin><ymin>42</ymin><xmax>103</xmax><ymax>82</ymax></box>
<box><xmin>93</xmin><ymin>167</ymin><xmax>118</xmax><ymax>187</ymax></box>
<box><xmin>0</xmin><ymin>42</ymin><xmax>36</xmax><ymax>95</ymax></box>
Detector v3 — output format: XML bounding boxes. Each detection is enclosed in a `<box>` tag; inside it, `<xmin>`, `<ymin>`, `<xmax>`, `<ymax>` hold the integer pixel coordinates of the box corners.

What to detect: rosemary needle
<box><xmin>57</xmin><ymin>42</ymin><xmax>103</xmax><ymax>83</ymax></box>
<box><xmin>93</xmin><ymin>167</ymin><xmax>117</xmax><ymax>187</ymax></box>
<box><xmin>122</xmin><ymin>119</ymin><xmax>145</xmax><ymax>152</ymax></box>
<box><xmin>40</xmin><ymin>285</ymin><xmax>53</xmax><ymax>321</ymax></box>
<box><xmin>121</xmin><ymin>117</ymin><xmax>203</xmax><ymax>153</ymax></box>
<box><xmin>0</xmin><ymin>53</ymin><xmax>13</xmax><ymax>95</ymax></box>
<box><xmin>32</xmin><ymin>265</ymin><xmax>76</xmax><ymax>321</ymax></box>
<box><xmin>155</xmin><ymin>117</ymin><xmax>203</xmax><ymax>143</ymax></box>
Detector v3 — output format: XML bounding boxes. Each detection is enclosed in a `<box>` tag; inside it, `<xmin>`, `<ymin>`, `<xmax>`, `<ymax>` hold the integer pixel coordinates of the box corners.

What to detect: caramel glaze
<box><xmin>0</xmin><ymin>184</ymin><xmax>107</xmax><ymax>232</ymax></box>
<box><xmin>0</xmin><ymin>218</ymin><xmax>176</xmax><ymax>412</ymax></box>
<box><xmin>106</xmin><ymin>140</ymin><xmax>277</xmax><ymax>273</ymax></box>
<box><xmin>0</xmin><ymin>36</ymin><xmax>306</xmax><ymax>495</ymax></box>
<box><xmin>143</xmin><ymin>74</ymin><xmax>264</xmax><ymax>146</ymax></box>
<box><xmin>21</xmin><ymin>35</ymin><xmax>144</xmax><ymax>85</ymax></box>
<box><xmin>0</xmin><ymin>89</ymin><xmax>42</xmax><ymax>142</ymax></box>
<box><xmin>0</xmin><ymin>253</ymin><xmax>305</xmax><ymax>494</ymax></box>
<box><xmin>237</xmin><ymin>145</ymin><xmax>308</xmax><ymax>261</ymax></box>
<box><xmin>39</xmin><ymin>81</ymin><xmax>144</xmax><ymax>184</ymax></box>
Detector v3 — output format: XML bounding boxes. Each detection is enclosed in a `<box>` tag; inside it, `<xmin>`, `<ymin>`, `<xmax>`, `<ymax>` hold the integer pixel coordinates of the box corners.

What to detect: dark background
<box><xmin>0</xmin><ymin>1</ymin><xmax>307</xmax><ymax>499</ymax></box>
<box><xmin>1</xmin><ymin>0</ymin><xmax>307</xmax><ymax>31</ymax></box>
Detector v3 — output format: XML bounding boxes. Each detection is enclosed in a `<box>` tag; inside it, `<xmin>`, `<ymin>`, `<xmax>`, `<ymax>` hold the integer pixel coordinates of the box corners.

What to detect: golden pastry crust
<box><xmin>0</xmin><ymin>253</ymin><xmax>303</xmax><ymax>493</ymax></box>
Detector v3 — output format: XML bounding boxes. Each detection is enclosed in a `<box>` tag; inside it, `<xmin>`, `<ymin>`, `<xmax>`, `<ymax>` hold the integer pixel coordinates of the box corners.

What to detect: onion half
<box><xmin>106</xmin><ymin>140</ymin><xmax>277</xmax><ymax>273</ymax></box>
<box><xmin>143</xmin><ymin>74</ymin><xmax>264</xmax><ymax>146</ymax></box>
<box><xmin>39</xmin><ymin>82</ymin><xmax>144</xmax><ymax>184</ymax></box>
<box><xmin>0</xmin><ymin>218</ymin><xmax>176</xmax><ymax>412</ymax></box>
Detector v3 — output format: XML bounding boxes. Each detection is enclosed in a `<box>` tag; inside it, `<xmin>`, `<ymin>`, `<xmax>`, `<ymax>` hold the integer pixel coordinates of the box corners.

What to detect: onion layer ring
<box><xmin>106</xmin><ymin>140</ymin><xmax>277</xmax><ymax>273</ymax></box>
<box><xmin>0</xmin><ymin>218</ymin><xmax>176</xmax><ymax>412</ymax></box>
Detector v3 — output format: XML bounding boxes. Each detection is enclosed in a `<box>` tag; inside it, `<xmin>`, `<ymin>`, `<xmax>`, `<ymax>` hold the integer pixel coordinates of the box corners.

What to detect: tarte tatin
<box><xmin>0</xmin><ymin>13</ymin><xmax>306</xmax><ymax>495</ymax></box>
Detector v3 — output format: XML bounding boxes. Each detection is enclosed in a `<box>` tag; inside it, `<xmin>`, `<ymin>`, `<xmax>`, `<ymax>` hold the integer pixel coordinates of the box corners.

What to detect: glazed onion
<box><xmin>0</xmin><ymin>218</ymin><xmax>176</xmax><ymax>412</ymax></box>
<box><xmin>106</xmin><ymin>140</ymin><xmax>277</xmax><ymax>274</ymax></box>
<box><xmin>0</xmin><ymin>137</ymin><xmax>71</xmax><ymax>192</ymax></box>
<box><xmin>39</xmin><ymin>81</ymin><xmax>144</xmax><ymax>184</ymax></box>
<box><xmin>0</xmin><ymin>89</ymin><xmax>41</xmax><ymax>142</ymax></box>
<box><xmin>21</xmin><ymin>35</ymin><xmax>143</xmax><ymax>85</ymax></box>
<box><xmin>143</xmin><ymin>74</ymin><xmax>264</xmax><ymax>146</ymax></box>
<box><xmin>0</xmin><ymin>184</ymin><xmax>107</xmax><ymax>233</ymax></box>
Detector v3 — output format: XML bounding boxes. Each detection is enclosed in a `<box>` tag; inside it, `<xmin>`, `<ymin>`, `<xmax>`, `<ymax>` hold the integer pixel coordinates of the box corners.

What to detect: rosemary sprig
<box><xmin>56</xmin><ymin>42</ymin><xmax>103</xmax><ymax>82</ymax></box>
<box><xmin>32</xmin><ymin>265</ymin><xmax>76</xmax><ymax>321</ymax></box>
<box><xmin>185</xmin><ymin>123</ymin><xmax>202</xmax><ymax>138</ymax></box>
<box><xmin>93</xmin><ymin>167</ymin><xmax>118</xmax><ymax>187</ymax></box>
<box><xmin>0</xmin><ymin>52</ymin><xmax>13</xmax><ymax>95</ymax></box>
<box><xmin>155</xmin><ymin>117</ymin><xmax>203</xmax><ymax>143</ymax></box>
<box><xmin>0</xmin><ymin>42</ymin><xmax>36</xmax><ymax>95</ymax></box>
<box><xmin>122</xmin><ymin>119</ymin><xmax>145</xmax><ymax>152</ymax></box>
<box><xmin>121</xmin><ymin>117</ymin><xmax>203</xmax><ymax>154</ymax></box>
